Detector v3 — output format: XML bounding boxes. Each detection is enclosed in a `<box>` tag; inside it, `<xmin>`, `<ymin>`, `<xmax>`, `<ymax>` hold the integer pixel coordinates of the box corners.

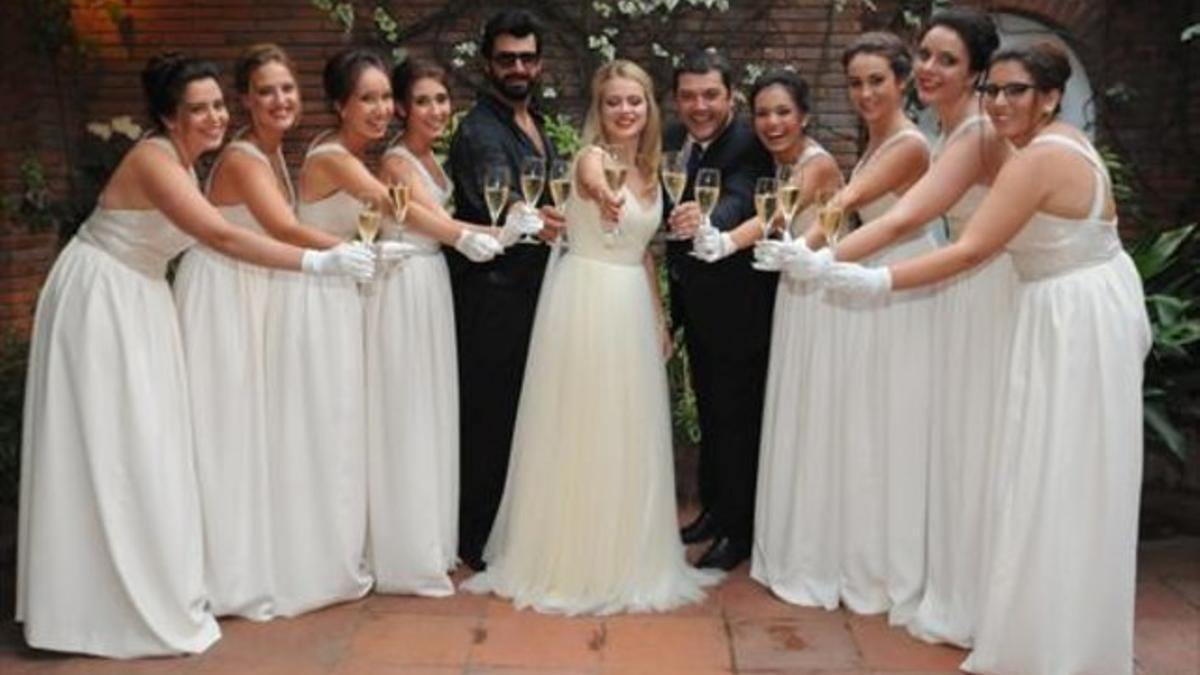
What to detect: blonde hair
<box><xmin>580</xmin><ymin>59</ymin><xmax>662</xmax><ymax>184</ymax></box>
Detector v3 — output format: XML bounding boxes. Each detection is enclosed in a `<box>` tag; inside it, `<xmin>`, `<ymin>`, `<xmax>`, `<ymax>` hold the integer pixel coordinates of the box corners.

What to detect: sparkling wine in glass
<box><xmin>601</xmin><ymin>146</ymin><xmax>628</xmax><ymax>245</ymax></box>
<box><xmin>357</xmin><ymin>200</ymin><xmax>381</xmax><ymax>245</ymax></box>
<box><xmin>356</xmin><ymin>199</ymin><xmax>382</xmax><ymax>293</ymax></box>
<box><xmin>387</xmin><ymin>181</ymin><xmax>410</xmax><ymax>234</ymax></box>
<box><xmin>818</xmin><ymin>191</ymin><xmax>845</xmax><ymax>246</ymax></box>
<box><xmin>694</xmin><ymin>167</ymin><xmax>721</xmax><ymax>229</ymax></box>
<box><xmin>775</xmin><ymin>164</ymin><xmax>802</xmax><ymax>241</ymax></box>
<box><xmin>754</xmin><ymin>177</ymin><xmax>779</xmax><ymax>237</ymax></box>
<box><xmin>518</xmin><ymin>156</ymin><xmax>546</xmax><ymax>244</ymax></box>
<box><xmin>548</xmin><ymin>159</ymin><xmax>571</xmax><ymax>208</ymax></box>
<box><xmin>484</xmin><ymin>164</ymin><xmax>511</xmax><ymax>230</ymax></box>
<box><xmin>660</xmin><ymin>151</ymin><xmax>688</xmax><ymax>240</ymax></box>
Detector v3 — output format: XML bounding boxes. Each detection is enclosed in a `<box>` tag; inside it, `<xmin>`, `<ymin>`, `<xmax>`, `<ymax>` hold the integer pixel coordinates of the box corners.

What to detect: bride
<box><xmin>463</xmin><ymin>59</ymin><xmax>719</xmax><ymax>614</ymax></box>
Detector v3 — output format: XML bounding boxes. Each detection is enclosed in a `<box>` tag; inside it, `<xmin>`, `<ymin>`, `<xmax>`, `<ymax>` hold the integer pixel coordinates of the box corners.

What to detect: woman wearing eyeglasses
<box><xmin>779</xmin><ymin>7</ymin><xmax>1014</xmax><ymax>645</ymax></box>
<box><xmin>822</xmin><ymin>41</ymin><xmax>1149</xmax><ymax>675</ymax></box>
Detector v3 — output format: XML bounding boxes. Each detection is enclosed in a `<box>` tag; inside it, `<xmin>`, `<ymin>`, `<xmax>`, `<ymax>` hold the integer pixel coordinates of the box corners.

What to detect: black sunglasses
<box><xmin>979</xmin><ymin>82</ymin><xmax>1036</xmax><ymax>99</ymax></box>
<box><xmin>491</xmin><ymin>51</ymin><xmax>540</xmax><ymax>68</ymax></box>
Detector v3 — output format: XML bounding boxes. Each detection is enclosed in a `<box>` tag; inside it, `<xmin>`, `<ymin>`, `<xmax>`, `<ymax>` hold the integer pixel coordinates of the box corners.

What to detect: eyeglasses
<box><xmin>491</xmin><ymin>51</ymin><xmax>540</xmax><ymax>68</ymax></box>
<box><xmin>979</xmin><ymin>82</ymin><xmax>1036</xmax><ymax>99</ymax></box>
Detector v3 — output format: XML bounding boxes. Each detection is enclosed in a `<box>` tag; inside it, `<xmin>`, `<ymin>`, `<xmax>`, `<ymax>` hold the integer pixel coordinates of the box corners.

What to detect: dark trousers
<box><xmin>668</xmin><ymin>245</ymin><xmax>777</xmax><ymax>542</ymax></box>
<box><xmin>450</xmin><ymin>245</ymin><xmax>548</xmax><ymax>563</ymax></box>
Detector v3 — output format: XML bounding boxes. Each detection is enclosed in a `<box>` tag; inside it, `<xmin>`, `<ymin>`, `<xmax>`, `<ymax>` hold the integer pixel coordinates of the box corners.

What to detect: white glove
<box><xmin>455</xmin><ymin>230</ymin><xmax>504</xmax><ymax>263</ymax></box>
<box><xmin>301</xmin><ymin>242</ymin><xmax>375</xmax><ymax>280</ymax></box>
<box><xmin>823</xmin><ymin>261</ymin><xmax>892</xmax><ymax>300</ymax></box>
<box><xmin>782</xmin><ymin>245</ymin><xmax>835</xmax><ymax>282</ymax></box>
<box><xmin>499</xmin><ymin>204</ymin><xmax>542</xmax><ymax>247</ymax></box>
<box><xmin>691</xmin><ymin>230</ymin><xmax>737</xmax><ymax>263</ymax></box>
<box><xmin>378</xmin><ymin>240</ymin><xmax>422</xmax><ymax>265</ymax></box>
<box><xmin>752</xmin><ymin>239</ymin><xmax>801</xmax><ymax>272</ymax></box>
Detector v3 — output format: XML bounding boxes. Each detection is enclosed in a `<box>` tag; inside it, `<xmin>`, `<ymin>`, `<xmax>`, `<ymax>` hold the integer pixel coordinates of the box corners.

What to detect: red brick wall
<box><xmin>2</xmin><ymin>0</ymin><xmax>1195</xmax><ymax>336</ymax></box>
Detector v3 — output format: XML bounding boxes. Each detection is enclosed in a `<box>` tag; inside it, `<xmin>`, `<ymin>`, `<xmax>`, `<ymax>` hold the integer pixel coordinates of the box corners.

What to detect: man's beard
<box><xmin>490</xmin><ymin>73</ymin><xmax>537</xmax><ymax>102</ymax></box>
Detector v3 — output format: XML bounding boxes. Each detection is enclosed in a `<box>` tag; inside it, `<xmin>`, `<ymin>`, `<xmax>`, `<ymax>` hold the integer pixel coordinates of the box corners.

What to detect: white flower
<box><xmin>588</xmin><ymin>35</ymin><xmax>617</xmax><ymax>62</ymax></box>
<box><xmin>651</xmin><ymin>42</ymin><xmax>671</xmax><ymax>59</ymax></box>
<box><xmin>541</xmin><ymin>86</ymin><xmax>558</xmax><ymax>100</ymax></box>
<box><xmin>110</xmin><ymin>115</ymin><xmax>143</xmax><ymax>141</ymax></box>
<box><xmin>87</xmin><ymin>122</ymin><xmax>113</xmax><ymax>141</ymax></box>
<box><xmin>592</xmin><ymin>1</ymin><xmax>613</xmax><ymax>18</ymax></box>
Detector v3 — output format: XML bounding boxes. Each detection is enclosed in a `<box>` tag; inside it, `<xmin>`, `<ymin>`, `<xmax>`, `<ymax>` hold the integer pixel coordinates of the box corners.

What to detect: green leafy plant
<box><xmin>543</xmin><ymin>112</ymin><xmax>583</xmax><ymax>158</ymax></box>
<box><xmin>1130</xmin><ymin>223</ymin><xmax>1200</xmax><ymax>466</ymax></box>
<box><xmin>3</xmin><ymin>155</ymin><xmax>64</xmax><ymax>233</ymax></box>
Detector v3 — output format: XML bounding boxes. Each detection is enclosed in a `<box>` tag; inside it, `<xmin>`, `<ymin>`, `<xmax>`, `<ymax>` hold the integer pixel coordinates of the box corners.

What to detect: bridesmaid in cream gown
<box><xmin>464</xmin><ymin>60</ymin><xmax>718</xmax><ymax>614</ymax></box>
<box><xmin>17</xmin><ymin>53</ymin><xmax>372</xmax><ymax>658</ymax></box>
<box><xmin>368</xmin><ymin>57</ymin><xmax>502</xmax><ymax>595</ymax></box>
<box><xmin>173</xmin><ymin>43</ymin><xmax>344</xmax><ymax>621</ymax></box>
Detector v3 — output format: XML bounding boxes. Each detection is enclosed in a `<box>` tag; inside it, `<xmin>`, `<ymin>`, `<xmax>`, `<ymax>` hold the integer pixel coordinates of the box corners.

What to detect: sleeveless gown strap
<box><xmin>383</xmin><ymin>141</ymin><xmax>453</xmax><ymax>199</ymax></box>
<box><xmin>1027</xmin><ymin>134</ymin><xmax>1112</xmax><ymax>222</ymax></box>
<box><xmin>144</xmin><ymin>135</ymin><xmax>199</xmax><ymax>186</ymax></box>
<box><xmin>942</xmin><ymin>113</ymin><xmax>988</xmax><ymax>147</ymax></box>
<box><xmin>204</xmin><ymin>135</ymin><xmax>292</xmax><ymax>200</ymax></box>
<box><xmin>853</xmin><ymin>127</ymin><xmax>929</xmax><ymax>176</ymax></box>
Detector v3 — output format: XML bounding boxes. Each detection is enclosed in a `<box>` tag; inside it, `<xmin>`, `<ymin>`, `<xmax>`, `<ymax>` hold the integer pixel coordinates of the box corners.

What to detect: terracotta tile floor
<box><xmin>1</xmin><ymin>536</ymin><xmax>1196</xmax><ymax>674</ymax></box>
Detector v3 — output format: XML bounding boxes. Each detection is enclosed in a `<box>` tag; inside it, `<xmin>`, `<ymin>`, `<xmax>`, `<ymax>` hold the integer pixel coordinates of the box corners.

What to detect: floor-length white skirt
<box><xmin>364</xmin><ymin>251</ymin><xmax>458</xmax><ymax>596</ymax></box>
<box><xmin>174</xmin><ymin>245</ymin><xmax>275</xmax><ymax>619</ymax></box>
<box><xmin>751</xmin><ymin>276</ymin><xmax>847</xmax><ymax>610</ymax></box>
<box><xmin>17</xmin><ymin>238</ymin><xmax>220</xmax><ymax>657</ymax></box>
<box><xmin>962</xmin><ymin>252</ymin><xmax>1150</xmax><ymax>675</ymax></box>
<box><xmin>263</xmin><ymin>270</ymin><xmax>372</xmax><ymax>616</ymax></box>
<box><xmin>908</xmin><ymin>253</ymin><xmax>1018</xmax><ymax>646</ymax></box>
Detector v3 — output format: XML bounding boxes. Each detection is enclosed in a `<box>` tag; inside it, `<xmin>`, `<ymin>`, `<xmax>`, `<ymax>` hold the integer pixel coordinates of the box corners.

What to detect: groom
<box><xmin>446</xmin><ymin>8</ymin><xmax>564</xmax><ymax>571</ymax></box>
<box><xmin>664</xmin><ymin>47</ymin><xmax>775</xmax><ymax>571</ymax></box>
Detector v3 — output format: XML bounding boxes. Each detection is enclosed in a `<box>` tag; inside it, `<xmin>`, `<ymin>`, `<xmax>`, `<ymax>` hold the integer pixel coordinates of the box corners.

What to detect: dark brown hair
<box><xmin>391</xmin><ymin>57</ymin><xmax>448</xmax><ymax>106</ymax></box>
<box><xmin>989</xmin><ymin>42</ymin><xmax>1072</xmax><ymax>116</ymax></box>
<box><xmin>843</xmin><ymin>31</ymin><xmax>912</xmax><ymax>82</ymax></box>
<box><xmin>141</xmin><ymin>52</ymin><xmax>221</xmax><ymax>133</ymax></box>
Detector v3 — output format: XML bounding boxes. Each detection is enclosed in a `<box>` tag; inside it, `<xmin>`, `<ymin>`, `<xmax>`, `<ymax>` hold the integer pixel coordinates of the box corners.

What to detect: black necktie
<box><xmin>686</xmin><ymin>143</ymin><xmax>704</xmax><ymax>182</ymax></box>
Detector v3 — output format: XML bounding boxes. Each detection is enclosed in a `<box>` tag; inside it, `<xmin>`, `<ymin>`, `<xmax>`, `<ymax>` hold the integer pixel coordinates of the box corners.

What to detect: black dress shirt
<box><xmin>446</xmin><ymin>91</ymin><xmax>558</xmax><ymax>227</ymax></box>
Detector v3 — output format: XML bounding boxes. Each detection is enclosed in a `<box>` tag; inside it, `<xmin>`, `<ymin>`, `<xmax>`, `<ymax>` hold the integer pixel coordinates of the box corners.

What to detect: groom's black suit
<box><xmin>664</xmin><ymin>118</ymin><xmax>776</xmax><ymax>547</ymax></box>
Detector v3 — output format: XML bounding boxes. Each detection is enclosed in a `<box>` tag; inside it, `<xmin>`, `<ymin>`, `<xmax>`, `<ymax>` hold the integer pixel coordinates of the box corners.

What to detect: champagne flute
<box><xmin>660</xmin><ymin>151</ymin><xmax>688</xmax><ymax>240</ymax></box>
<box><xmin>387</xmin><ymin>180</ymin><xmax>410</xmax><ymax>235</ymax></box>
<box><xmin>548</xmin><ymin>159</ymin><xmax>571</xmax><ymax>248</ymax></box>
<box><xmin>775</xmin><ymin>164</ymin><xmax>802</xmax><ymax>241</ymax></box>
<box><xmin>356</xmin><ymin>199</ymin><xmax>382</xmax><ymax>293</ymax></box>
<box><xmin>484</xmin><ymin>164</ymin><xmax>511</xmax><ymax>231</ymax></box>
<box><xmin>518</xmin><ymin>156</ymin><xmax>545</xmax><ymax>244</ymax></box>
<box><xmin>694</xmin><ymin>167</ymin><xmax>721</xmax><ymax>231</ymax></box>
<box><xmin>548</xmin><ymin>159</ymin><xmax>571</xmax><ymax>209</ymax></box>
<box><xmin>357</xmin><ymin>199</ymin><xmax>382</xmax><ymax>245</ymax></box>
<box><xmin>754</xmin><ymin>177</ymin><xmax>779</xmax><ymax>238</ymax></box>
<box><xmin>818</xmin><ymin>191</ymin><xmax>846</xmax><ymax>246</ymax></box>
<box><xmin>601</xmin><ymin>145</ymin><xmax>628</xmax><ymax>245</ymax></box>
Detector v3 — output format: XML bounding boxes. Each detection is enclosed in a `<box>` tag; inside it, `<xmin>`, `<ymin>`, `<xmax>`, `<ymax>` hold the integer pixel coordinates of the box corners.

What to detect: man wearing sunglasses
<box><xmin>447</xmin><ymin>8</ymin><xmax>565</xmax><ymax>572</ymax></box>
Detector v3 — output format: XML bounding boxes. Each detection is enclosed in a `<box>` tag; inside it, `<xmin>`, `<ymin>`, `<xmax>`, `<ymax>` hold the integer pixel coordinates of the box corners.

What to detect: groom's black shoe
<box><xmin>680</xmin><ymin>509</ymin><xmax>718</xmax><ymax>545</ymax></box>
<box><xmin>696</xmin><ymin>535</ymin><xmax>751</xmax><ymax>571</ymax></box>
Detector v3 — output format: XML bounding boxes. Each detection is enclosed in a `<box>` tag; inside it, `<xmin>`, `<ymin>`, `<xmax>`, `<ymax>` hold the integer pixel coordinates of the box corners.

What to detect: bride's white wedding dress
<box><xmin>463</xmin><ymin>171</ymin><xmax>719</xmax><ymax>614</ymax></box>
